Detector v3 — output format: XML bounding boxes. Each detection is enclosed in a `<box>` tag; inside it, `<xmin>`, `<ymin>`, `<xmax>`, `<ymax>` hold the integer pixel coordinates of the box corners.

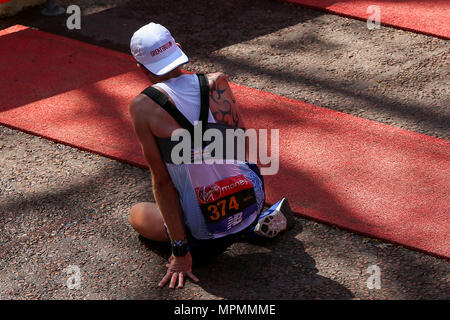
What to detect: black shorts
<box><xmin>187</xmin><ymin>218</ymin><xmax>259</xmax><ymax>266</ymax></box>
<box><xmin>163</xmin><ymin>218</ymin><xmax>258</xmax><ymax>266</ymax></box>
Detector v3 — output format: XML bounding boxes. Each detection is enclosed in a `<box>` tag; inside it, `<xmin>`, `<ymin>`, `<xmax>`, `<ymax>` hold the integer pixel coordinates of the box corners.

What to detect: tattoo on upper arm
<box><xmin>208</xmin><ymin>74</ymin><xmax>241</xmax><ymax>128</ymax></box>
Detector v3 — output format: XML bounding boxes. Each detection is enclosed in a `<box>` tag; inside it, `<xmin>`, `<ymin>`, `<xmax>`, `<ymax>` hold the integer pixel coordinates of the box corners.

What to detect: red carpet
<box><xmin>1</xmin><ymin>26</ymin><xmax>449</xmax><ymax>259</ymax></box>
<box><xmin>282</xmin><ymin>0</ymin><xmax>450</xmax><ymax>39</ymax></box>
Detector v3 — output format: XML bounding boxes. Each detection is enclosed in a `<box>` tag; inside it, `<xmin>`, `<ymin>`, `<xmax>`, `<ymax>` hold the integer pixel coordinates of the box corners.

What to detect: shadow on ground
<box><xmin>0</xmin><ymin>0</ymin><xmax>323</xmax><ymax>55</ymax></box>
<box><xmin>1</xmin><ymin>0</ymin><xmax>449</xmax><ymax>300</ymax></box>
<box><xmin>139</xmin><ymin>224</ymin><xmax>354</xmax><ymax>300</ymax></box>
<box><xmin>1</xmin><ymin>135</ymin><xmax>448</xmax><ymax>299</ymax></box>
<box><xmin>1</xmin><ymin>0</ymin><xmax>448</xmax><ymax>139</ymax></box>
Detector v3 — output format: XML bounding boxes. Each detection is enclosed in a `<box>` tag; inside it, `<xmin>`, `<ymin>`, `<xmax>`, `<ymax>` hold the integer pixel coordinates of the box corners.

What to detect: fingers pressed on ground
<box><xmin>158</xmin><ymin>272</ymin><xmax>172</xmax><ymax>287</ymax></box>
<box><xmin>177</xmin><ymin>272</ymin><xmax>184</xmax><ymax>288</ymax></box>
<box><xmin>169</xmin><ymin>272</ymin><xmax>178</xmax><ymax>289</ymax></box>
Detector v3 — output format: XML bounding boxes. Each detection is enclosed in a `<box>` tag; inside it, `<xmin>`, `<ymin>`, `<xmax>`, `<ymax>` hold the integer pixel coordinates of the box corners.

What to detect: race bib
<box><xmin>195</xmin><ymin>174</ymin><xmax>257</xmax><ymax>234</ymax></box>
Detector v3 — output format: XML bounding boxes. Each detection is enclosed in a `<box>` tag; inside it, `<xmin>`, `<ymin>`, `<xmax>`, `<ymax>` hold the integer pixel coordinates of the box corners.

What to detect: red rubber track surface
<box><xmin>281</xmin><ymin>0</ymin><xmax>450</xmax><ymax>40</ymax></box>
<box><xmin>1</xmin><ymin>26</ymin><xmax>449</xmax><ymax>258</ymax></box>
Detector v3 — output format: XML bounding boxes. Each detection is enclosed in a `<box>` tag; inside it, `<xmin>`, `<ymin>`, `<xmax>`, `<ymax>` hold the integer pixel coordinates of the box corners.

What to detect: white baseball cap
<box><xmin>130</xmin><ymin>23</ymin><xmax>189</xmax><ymax>76</ymax></box>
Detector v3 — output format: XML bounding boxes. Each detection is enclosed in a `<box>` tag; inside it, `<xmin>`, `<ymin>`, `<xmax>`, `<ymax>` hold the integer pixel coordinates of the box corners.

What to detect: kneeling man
<box><xmin>128</xmin><ymin>23</ymin><xmax>294</xmax><ymax>289</ymax></box>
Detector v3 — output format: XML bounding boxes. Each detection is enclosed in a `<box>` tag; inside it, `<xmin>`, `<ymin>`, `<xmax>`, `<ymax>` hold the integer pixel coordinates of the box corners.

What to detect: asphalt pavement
<box><xmin>0</xmin><ymin>0</ymin><xmax>448</xmax><ymax>300</ymax></box>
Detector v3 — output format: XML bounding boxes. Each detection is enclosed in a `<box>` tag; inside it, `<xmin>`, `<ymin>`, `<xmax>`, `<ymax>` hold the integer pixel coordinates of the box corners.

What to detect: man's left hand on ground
<box><xmin>158</xmin><ymin>253</ymin><xmax>200</xmax><ymax>289</ymax></box>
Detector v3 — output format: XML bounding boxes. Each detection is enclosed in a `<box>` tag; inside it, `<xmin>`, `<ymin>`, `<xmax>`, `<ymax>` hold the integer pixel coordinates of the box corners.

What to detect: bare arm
<box><xmin>129</xmin><ymin>95</ymin><xmax>186</xmax><ymax>242</ymax></box>
<box><xmin>130</xmin><ymin>95</ymin><xmax>199</xmax><ymax>289</ymax></box>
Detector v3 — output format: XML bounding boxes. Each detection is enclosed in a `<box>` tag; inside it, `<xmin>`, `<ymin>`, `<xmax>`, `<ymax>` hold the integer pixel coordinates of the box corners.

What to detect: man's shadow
<box><xmin>139</xmin><ymin>221</ymin><xmax>353</xmax><ymax>299</ymax></box>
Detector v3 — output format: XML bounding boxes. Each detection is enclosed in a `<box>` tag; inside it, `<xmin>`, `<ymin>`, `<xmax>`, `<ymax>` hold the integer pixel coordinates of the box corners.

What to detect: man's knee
<box><xmin>129</xmin><ymin>203</ymin><xmax>144</xmax><ymax>230</ymax></box>
<box><xmin>129</xmin><ymin>202</ymin><xmax>168</xmax><ymax>241</ymax></box>
<box><xmin>129</xmin><ymin>202</ymin><xmax>162</xmax><ymax>227</ymax></box>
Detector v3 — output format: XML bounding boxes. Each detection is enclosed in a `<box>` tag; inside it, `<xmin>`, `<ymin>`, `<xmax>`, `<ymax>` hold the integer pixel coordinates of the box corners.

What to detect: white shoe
<box><xmin>254</xmin><ymin>198</ymin><xmax>295</xmax><ymax>238</ymax></box>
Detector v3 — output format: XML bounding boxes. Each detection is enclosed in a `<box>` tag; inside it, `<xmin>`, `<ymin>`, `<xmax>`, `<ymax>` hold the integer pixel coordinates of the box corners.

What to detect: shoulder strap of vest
<box><xmin>140</xmin><ymin>86</ymin><xmax>195</xmax><ymax>136</ymax></box>
<box><xmin>197</xmin><ymin>73</ymin><xmax>210</xmax><ymax>126</ymax></box>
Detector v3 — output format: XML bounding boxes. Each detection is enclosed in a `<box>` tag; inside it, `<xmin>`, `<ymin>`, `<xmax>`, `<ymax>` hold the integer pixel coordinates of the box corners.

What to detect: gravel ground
<box><xmin>1</xmin><ymin>0</ymin><xmax>449</xmax><ymax>300</ymax></box>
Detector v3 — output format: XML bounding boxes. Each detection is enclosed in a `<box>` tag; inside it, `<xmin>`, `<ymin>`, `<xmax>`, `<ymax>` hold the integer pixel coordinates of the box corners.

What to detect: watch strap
<box><xmin>171</xmin><ymin>239</ymin><xmax>190</xmax><ymax>257</ymax></box>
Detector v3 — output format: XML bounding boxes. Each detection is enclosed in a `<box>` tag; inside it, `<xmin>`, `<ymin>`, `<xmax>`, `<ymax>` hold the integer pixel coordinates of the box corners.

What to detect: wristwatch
<box><xmin>171</xmin><ymin>239</ymin><xmax>190</xmax><ymax>257</ymax></box>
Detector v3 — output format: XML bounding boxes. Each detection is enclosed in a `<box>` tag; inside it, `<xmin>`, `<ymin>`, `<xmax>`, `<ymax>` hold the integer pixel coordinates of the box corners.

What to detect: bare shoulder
<box><xmin>206</xmin><ymin>72</ymin><xmax>228</xmax><ymax>82</ymax></box>
<box><xmin>129</xmin><ymin>90</ymin><xmax>180</xmax><ymax>138</ymax></box>
<box><xmin>129</xmin><ymin>93</ymin><xmax>157</xmax><ymax>117</ymax></box>
<box><xmin>206</xmin><ymin>72</ymin><xmax>233</xmax><ymax>93</ymax></box>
